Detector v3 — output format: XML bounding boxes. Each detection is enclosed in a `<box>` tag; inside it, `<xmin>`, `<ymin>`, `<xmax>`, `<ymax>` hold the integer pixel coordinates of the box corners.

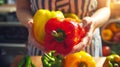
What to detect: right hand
<box><xmin>70</xmin><ymin>17</ymin><xmax>95</xmax><ymax>54</ymax></box>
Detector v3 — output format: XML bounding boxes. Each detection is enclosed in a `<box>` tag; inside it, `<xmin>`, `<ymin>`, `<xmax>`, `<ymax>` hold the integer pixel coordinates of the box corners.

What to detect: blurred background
<box><xmin>0</xmin><ymin>0</ymin><xmax>28</xmax><ymax>67</ymax></box>
<box><xmin>101</xmin><ymin>0</ymin><xmax>120</xmax><ymax>57</ymax></box>
<box><xmin>0</xmin><ymin>0</ymin><xmax>120</xmax><ymax>67</ymax></box>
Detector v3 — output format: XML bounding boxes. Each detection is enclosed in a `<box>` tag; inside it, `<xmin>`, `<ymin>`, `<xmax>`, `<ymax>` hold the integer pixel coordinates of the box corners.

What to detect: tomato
<box><xmin>102</xmin><ymin>46</ymin><xmax>111</xmax><ymax>56</ymax></box>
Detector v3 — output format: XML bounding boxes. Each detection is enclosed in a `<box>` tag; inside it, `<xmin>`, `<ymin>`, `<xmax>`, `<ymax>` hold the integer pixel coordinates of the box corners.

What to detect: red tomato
<box><xmin>102</xmin><ymin>46</ymin><xmax>111</xmax><ymax>56</ymax></box>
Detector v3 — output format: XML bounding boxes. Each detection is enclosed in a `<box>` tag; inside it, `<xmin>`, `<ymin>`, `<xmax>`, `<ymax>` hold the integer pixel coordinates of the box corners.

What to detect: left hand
<box><xmin>27</xmin><ymin>21</ymin><xmax>45</xmax><ymax>51</ymax></box>
<box><xmin>70</xmin><ymin>17</ymin><xmax>96</xmax><ymax>54</ymax></box>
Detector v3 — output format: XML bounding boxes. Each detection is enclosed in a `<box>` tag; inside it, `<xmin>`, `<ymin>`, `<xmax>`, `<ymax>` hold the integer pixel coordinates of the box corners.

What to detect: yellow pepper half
<box><xmin>64</xmin><ymin>13</ymin><xmax>81</xmax><ymax>22</ymax></box>
<box><xmin>64</xmin><ymin>51</ymin><xmax>96</xmax><ymax>67</ymax></box>
<box><xmin>33</xmin><ymin>9</ymin><xmax>64</xmax><ymax>45</ymax></box>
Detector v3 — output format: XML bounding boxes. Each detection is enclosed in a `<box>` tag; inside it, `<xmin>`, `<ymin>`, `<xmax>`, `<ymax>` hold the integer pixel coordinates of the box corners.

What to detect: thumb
<box><xmin>28</xmin><ymin>22</ymin><xmax>33</xmax><ymax>28</ymax></box>
<box><xmin>81</xmin><ymin>17</ymin><xmax>92</xmax><ymax>28</ymax></box>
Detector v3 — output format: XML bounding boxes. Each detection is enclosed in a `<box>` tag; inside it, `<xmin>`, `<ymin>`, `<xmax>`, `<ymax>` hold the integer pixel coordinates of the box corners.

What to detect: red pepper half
<box><xmin>44</xmin><ymin>18</ymin><xmax>86</xmax><ymax>55</ymax></box>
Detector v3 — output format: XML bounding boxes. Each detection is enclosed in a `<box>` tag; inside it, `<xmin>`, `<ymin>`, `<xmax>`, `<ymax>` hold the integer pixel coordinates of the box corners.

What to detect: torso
<box><xmin>28</xmin><ymin>0</ymin><xmax>102</xmax><ymax>57</ymax></box>
<box><xmin>30</xmin><ymin>0</ymin><xmax>97</xmax><ymax>19</ymax></box>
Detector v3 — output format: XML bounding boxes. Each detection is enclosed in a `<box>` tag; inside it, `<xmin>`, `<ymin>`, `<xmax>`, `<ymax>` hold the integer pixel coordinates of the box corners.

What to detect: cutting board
<box><xmin>10</xmin><ymin>55</ymin><xmax>106</xmax><ymax>67</ymax></box>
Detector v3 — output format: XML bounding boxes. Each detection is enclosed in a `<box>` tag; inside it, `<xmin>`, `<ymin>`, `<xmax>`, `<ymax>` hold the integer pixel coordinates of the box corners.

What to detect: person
<box><xmin>16</xmin><ymin>0</ymin><xmax>111</xmax><ymax>57</ymax></box>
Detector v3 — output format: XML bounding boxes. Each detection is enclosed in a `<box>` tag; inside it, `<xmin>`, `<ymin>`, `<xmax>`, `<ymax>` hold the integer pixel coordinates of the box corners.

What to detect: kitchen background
<box><xmin>0</xmin><ymin>0</ymin><xmax>28</xmax><ymax>67</ymax></box>
<box><xmin>0</xmin><ymin>0</ymin><xmax>120</xmax><ymax>67</ymax></box>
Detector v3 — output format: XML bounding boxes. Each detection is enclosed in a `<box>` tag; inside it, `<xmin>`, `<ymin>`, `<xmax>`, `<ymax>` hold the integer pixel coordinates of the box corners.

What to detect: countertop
<box><xmin>11</xmin><ymin>55</ymin><xmax>106</xmax><ymax>67</ymax></box>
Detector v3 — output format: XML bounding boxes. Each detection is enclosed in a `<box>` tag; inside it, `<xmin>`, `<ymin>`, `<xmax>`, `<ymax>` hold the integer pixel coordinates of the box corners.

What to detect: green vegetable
<box><xmin>107</xmin><ymin>55</ymin><xmax>115</xmax><ymax>62</ymax></box>
<box><xmin>41</xmin><ymin>51</ymin><xmax>64</xmax><ymax>67</ymax></box>
<box><xmin>17</xmin><ymin>56</ymin><xmax>26</xmax><ymax>67</ymax></box>
<box><xmin>17</xmin><ymin>55</ymin><xmax>36</xmax><ymax>67</ymax></box>
<box><xmin>31</xmin><ymin>62</ymin><xmax>36</xmax><ymax>67</ymax></box>
<box><xmin>106</xmin><ymin>54</ymin><xmax>120</xmax><ymax>67</ymax></box>
<box><xmin>113</xmin><ymin>63</ymin><xmax>119</xmax><ymax>67</ymax></box>
<box><xmin>108</xmin><ymin>61</ymin><xmax>113</xmax><ymax>67</ymax></box>
<box><xmin>24</xmin><ymin>55</ymin><xmax>32</xmax><ymax>67</ymax></box>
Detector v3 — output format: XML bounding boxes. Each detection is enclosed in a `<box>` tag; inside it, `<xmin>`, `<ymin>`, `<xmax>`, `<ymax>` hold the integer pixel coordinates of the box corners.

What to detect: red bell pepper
<box><xmin>44</xmin><ymin>18</ymin><xmax>86</xmax><ymax>55</ymax></box>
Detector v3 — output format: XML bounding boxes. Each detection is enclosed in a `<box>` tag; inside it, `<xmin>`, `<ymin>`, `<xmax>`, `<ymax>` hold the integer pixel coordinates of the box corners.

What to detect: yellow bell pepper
<box><xmin>101</xmin><ymin>29</ymin><xmax>113</xmax><ymax>41</ymax></box>
<box><xmin>64</xmin><ymin>51</ymin><xmax>96</xmax><ymax>67</ymax></box>
<box><xmin>110</xmin><ymin>22</ymin><xmax>120</xmax><ymax>33</ymax></box>
<box><xmin>33</xmin><ymin>9</ymin><xmax>64</xmax><ymax>45</ymax></box>
<box><xmin>64</xmin><ymin>13</ymin><xmax>81</xmax><ymax>22</ymax></box>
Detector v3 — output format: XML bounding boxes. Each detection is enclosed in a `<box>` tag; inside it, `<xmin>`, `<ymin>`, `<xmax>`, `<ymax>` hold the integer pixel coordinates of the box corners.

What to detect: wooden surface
<box><xmin>11</xmin><ymin>55</ymin><xmax>106</xmax><ymax>67</ymax></box>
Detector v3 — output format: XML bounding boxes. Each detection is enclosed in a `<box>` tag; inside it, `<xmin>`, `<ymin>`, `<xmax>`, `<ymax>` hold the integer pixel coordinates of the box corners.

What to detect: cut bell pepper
<box><xmin>44</xmin><ymin>18</ymin><xmax>86</xmax><ymax>55</ymax></box>
<box><xmin>33</xmin><ymin>9</ymin><xmax>64</xmax><ymax>45</ymax></box>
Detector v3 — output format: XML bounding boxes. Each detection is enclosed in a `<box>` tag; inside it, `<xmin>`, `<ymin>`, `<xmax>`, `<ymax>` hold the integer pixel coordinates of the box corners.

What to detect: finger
<box><xmin>85</xmin><ymin>30</ymin><xmax>93</xmax><ymax>45</ymax></box>
<box><xmin>82</xmin><ymin>17</ymin><xmax>92</xmax><ymax>28</ymax></box>
<box><xmin>70</xmin><ymin>40</ymin><xmax>87</xmax><ymax>54</ymax></box>
<box><xmin>27</xmin><ymin>22</ymin><xmax>33</xmax><ymax>29</ymax></box>
<box><xmin>85</xmin><ymin>34</ymin><xmax>92</xmax><ymax>46</ymax></box>
<box><xmin>32</xmin><ymin>38</ymin><xmax>45</xmax><ymax>51</ymax></box>
<box><xmin>70</xmin><ymin>44</ymin><xmax>85</xmax><ymax>54</ymax></box>
<box><xmin>27</xmin><ymin>22</ymin><xmax>34</xmax><ymax>37</ymax></box>
<box><xmin>84</xmin><ymin>23</ymin><xmax>91</xmax><ymax>32</ymax></box>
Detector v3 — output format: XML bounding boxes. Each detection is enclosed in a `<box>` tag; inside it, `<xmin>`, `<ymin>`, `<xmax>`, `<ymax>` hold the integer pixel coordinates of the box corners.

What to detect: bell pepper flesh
<box><xmin>44</xmin><ymin>18</ymin><xmax>86</xmax><ymax>55</ymax></box>
<box><xmin>33</xmin><ymin>9</ymin><xmax>64</xmax><ymax>45</ymax></box>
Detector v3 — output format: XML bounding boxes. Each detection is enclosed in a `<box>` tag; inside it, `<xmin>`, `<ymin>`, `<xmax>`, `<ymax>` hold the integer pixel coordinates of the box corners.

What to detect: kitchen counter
<box><xmin>11</xmin><ymin>55</ymin><xmax>106</xmax><ymax>67</ymax></box>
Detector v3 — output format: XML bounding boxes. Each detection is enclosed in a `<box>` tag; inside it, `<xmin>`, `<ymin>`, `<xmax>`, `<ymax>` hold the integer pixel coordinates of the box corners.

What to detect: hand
<box><xmin>26</xmin><ymin>21</ymin><xmax>45</xmax><ymax>51</ymax></box>
<box><xmin>70</xmin><ymin>17</ymin><xmax>95</xmax><ymax>54</ymax></box>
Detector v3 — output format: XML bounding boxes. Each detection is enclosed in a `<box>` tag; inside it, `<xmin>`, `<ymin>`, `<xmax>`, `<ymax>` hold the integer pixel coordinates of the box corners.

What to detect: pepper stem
<box><xmin>51</xmin><ymin>30</ymin><xmax>59</xmax><ymax>37</ymax></box>
<box><xmin>51</xmin><ymin>29</ymin><xmax>65</xmax><ymax>42</ymax></box>
<box><xmin>78</xmin><ymin>62</ymin><xmax>87</xmax><ymax>67</ymax></box>
<box><xmin>44</xmin><ymin>53</ymin><xmax>55</xmax><ymax>61</ymax></box>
